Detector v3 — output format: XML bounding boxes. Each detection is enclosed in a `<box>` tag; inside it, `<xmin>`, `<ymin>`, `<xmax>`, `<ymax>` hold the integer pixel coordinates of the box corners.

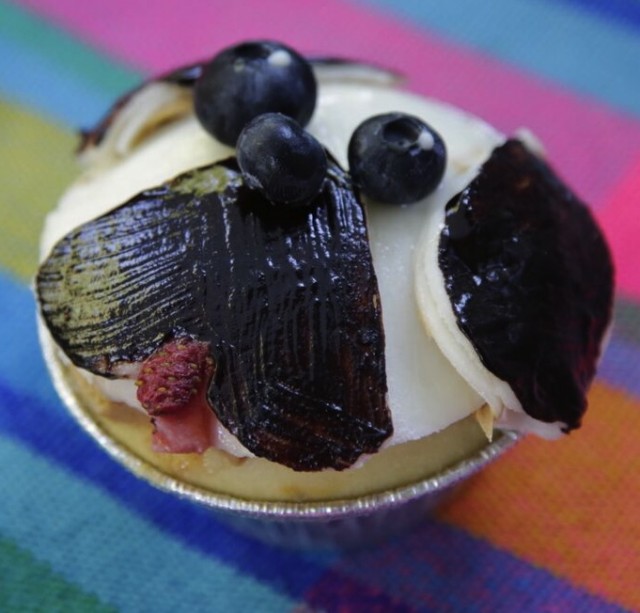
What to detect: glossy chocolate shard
<box><xmin>439</xmin><ymin>139</ymin><xmax>614</xmax><ymax>431</ymax></box>
<box><xmin>37</xmin><ymin>158</ymin><xmax>391</xmax><ymax>470</ymax></box>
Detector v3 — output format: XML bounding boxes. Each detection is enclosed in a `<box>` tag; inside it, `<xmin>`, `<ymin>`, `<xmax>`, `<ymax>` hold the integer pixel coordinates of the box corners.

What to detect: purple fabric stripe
<box><xmin>598</xmin><ymin>337</ymin><xmax>640</xmax><ymax>398</ymax></box>
<box><xmin>329</xmin><ymin>520</ymin><xmax>626</xmax><ymax>612</ymax></box>
<box><xmin>305</xmin><ymin>571</ymin><xmax>415</xmax><ymax>612</ymax></box>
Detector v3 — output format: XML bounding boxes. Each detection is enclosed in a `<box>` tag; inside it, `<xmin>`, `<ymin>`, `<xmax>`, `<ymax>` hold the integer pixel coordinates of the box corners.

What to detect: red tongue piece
<box><xmin>151</xmin><ymin>395</ymin><xmax>216</xmax><ymax>454</ymax></box>
<box><xmin>136</xmin><ymin>339</ymin><xmax>217</xmax><ymax>453</ymax></box>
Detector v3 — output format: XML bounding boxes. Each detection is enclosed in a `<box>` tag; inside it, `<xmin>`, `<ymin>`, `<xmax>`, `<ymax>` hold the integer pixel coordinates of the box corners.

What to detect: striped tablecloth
<box><xmin>2</xmin><ymin>1</ymin><xmax>639</xmax><ymax>611</ymax></box>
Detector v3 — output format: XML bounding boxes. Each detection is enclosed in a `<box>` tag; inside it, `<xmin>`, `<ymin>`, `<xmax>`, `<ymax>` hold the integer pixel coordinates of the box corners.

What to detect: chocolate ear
<box><xmin>439</xmin><ymin>139</ymin><xmax>614</xmax><ymax>430</ymax></box>
<box><xmin>37</xmin><ymin>157</ymin><xmax>392</xmax><ymax>470</ymax></box>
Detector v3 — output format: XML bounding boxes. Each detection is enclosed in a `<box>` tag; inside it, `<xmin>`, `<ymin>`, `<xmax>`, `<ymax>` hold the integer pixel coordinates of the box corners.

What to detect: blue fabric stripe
<box><xmin>0</xmin><ymin>44</ymin><xmax>103</xmax><ymax>129</ymax></box>
<box><xmin>0</xmin><ymin>35</ymin><xmax>122</xmax><ymax>129</ymax></box>
<box><xmin>0</xmin><ymin>278</ymin><xmax>60</xmax><ymax>405</ymax></box>
<box><xmin>554</xmin><ymin>0</ymin><xmax>640</xmax><ymax>31</ymax></box>
<box><xmin>356</xmin><ymin>0</ymin><xmax>640</xmax><ymax>117</ymax></box>
<box><xmin>0</xmin><ymin>434</ymin><xmax>295</xmax><ymax>613</ymax></box>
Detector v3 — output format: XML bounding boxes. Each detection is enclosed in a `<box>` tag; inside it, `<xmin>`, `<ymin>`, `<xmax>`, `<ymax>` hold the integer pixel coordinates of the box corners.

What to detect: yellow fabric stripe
<box><xmin>0</xmin><ymin>100</ymin><xmax>77</xmax><ymax>281</ymax></box>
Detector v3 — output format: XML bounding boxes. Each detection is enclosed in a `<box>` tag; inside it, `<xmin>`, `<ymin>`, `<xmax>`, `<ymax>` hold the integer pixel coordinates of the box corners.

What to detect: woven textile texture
<box><xmin>1</xmin><ymin>0</ymin><xmax>639</xmax><ymax>610</ymax></box>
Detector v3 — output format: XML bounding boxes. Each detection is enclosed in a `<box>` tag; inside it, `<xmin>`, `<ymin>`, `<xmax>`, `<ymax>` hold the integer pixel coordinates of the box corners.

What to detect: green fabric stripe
<box><xmin>0</xmin><ymin>0</ymin><xmax>140</xmax><ymax>96</ymax></box>
<box><xmin>0</xmin><ymin>535</ymin><xmax>116</xmax><ymax>613</ymax></box>
<box><xmin>0</xmin><ymin>100</ymin><xmax>77</xmax><ymax>281</ymax></box>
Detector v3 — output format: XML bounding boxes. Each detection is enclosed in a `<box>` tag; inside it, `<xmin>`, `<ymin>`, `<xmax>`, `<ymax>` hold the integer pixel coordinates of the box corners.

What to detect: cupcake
<box><xmin>36</xmin><ymin>41</ymin><xmax>613</xmax><ymax>546</ymax></box>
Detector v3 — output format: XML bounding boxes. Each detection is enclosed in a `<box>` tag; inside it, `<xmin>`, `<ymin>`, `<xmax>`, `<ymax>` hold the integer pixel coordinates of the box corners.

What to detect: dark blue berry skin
<box><xmin>348</xmin><ymin>112</ymin><xmax>447</xmax><ymax>204</ymax></box>
<box><xmin>194</xmin><ymin>41</ymin><xmax>317</xmax><ymax>146</ymax></box>
<box><xmin>236</xmin><ymin>113</ymin><xmax>328</xmax><ymax>207</ymax></box>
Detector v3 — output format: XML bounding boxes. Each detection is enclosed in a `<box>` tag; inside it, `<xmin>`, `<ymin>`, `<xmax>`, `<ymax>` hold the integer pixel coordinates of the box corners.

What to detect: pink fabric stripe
<box><xmin>596</xmin><ymin>155</ymin><xmax>640</xmax><ymax>300</ymax></box>
<box><xmin>20</xmin><ymin>0</ymin><xmax>640</xmax><ymax>207</ymax></box>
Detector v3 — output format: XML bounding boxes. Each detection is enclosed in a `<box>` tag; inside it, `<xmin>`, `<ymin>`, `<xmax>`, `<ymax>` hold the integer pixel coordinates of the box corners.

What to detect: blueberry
<box><xmin>194</xmin><ymin>40</ymin><xmax>317</xmax><ymax>146</ymax></box>
<box><xmin>348</xmin><ymin>113</ymin><xmax>447</xmax><ymax>204</ymax></box>
<box><xmin>236</xmin><ymin>113</ymin><xmax>327</xmax><ymax>207</ymax></box>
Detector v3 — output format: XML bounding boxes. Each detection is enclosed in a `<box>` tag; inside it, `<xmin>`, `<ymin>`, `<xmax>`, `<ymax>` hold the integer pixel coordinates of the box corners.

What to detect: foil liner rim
<box><xmin>40</xmin><ymin>325</ymin><xmax>521</xmax><ymax>520</ymax></box>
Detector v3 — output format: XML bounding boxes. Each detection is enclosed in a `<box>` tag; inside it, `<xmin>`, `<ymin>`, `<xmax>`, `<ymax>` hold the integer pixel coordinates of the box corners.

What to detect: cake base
<box><xmin>41</xmin><ymin>327</ymin><xmax>520</xmax><ymax>547</ymax></box>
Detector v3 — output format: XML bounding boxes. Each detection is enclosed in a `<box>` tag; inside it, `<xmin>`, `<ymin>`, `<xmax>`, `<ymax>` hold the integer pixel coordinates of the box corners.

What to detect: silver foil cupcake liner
<box><xmin>41</xmin><ymin>328</ymin><xmax>520</xmax><ymax>550</ymax></box>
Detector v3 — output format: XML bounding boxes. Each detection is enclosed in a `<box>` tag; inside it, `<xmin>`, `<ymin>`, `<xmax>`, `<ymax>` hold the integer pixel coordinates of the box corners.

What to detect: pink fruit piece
<box><xmin>136</xmin><ymin>339</ymin><xmax>216</xmax><ymax>453</ymax></box>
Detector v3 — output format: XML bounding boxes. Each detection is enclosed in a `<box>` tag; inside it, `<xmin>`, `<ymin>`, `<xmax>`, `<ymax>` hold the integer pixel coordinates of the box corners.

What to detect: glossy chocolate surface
<box><xmin>439</xmin><ymin>139</ymin><xmax>614</xmax><ymax>430</ymax></box>
<box><xmin>37</xmin><ymin>158</ymin><xmax>391</xmax><ymax>470</ymax></box>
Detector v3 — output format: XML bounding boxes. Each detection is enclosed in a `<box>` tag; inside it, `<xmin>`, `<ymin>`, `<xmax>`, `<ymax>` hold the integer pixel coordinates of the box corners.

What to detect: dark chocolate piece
<box><xmin>37</xmin><ymin>158</ymin><xmax>391</xmax><ymax>470</ymax></box>
<box><xmin>439</xmin><ymin>139</ymin><xmax>614</xmax><ymax>431</ymax></box>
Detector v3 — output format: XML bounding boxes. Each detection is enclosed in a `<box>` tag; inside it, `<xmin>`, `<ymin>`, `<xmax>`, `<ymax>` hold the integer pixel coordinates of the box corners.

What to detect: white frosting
<box><xmin>42</xmin><ymin>76</ymin><xmax>550</xmax><ymax>457</ymax></box>
<box><xmin>305</xmin><ymin>84</ymin><xmax>506</xmax><ymax>442</ymax></box>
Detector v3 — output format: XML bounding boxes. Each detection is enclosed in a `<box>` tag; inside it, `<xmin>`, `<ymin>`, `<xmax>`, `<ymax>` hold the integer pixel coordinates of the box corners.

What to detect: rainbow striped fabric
<box><xmin>2</xmin><ymin>0</ymin><xmax>639</xmax><ymax>610</ymax></box>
